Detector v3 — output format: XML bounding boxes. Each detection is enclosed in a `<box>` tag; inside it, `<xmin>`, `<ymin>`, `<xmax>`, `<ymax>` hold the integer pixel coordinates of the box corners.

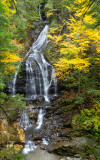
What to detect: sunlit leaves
<box><xmin>47</xmin><ymin>0</ymin><xmax>100</xmax><ymax>80</ymax></box>
<box><xmin>46</xmin><ymin>11</ymin><xmax>53</xmax><ymax>18</ymax></box>
<box><xmin>1</xmin><ymin>52</ymin><xmax>21</xmax><ymax>64</ymax></box>
<box><xmin>55</xmin><ymin>58</ymin><xmax>90</xmax><ymax>79</ymax></box>
<box><xmin>47</xmin><ymin>34</ymin><xmax>63</xmax><ymax>43</ymax></box>
<box><xmin>1</xmin><ymin>52</ymin><xmax>21</xmax><ymax>74</ymax></box>
<box><xmin>1</xmin><ymin>0</ymin><xmax>16</xmax><ymax>18</ymax></box>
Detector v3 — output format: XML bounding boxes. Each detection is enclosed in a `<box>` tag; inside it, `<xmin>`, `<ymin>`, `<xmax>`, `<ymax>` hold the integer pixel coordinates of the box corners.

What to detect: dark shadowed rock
<box><xmin>48</xmin><ymin>137</ymin><xmax>88</xmax><ymax>156</ymax></box>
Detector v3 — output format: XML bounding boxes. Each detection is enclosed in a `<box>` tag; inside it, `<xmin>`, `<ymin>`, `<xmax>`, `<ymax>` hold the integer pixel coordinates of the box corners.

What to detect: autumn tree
<box><xmin>0</xmin><ymin>0</ymin><xmax>22</xmax><ymax>92</ymax></box>
<box><xmin>46</xmin><ymin>0</ymin><xmax>100</xmax><ymax>131</ymax></box>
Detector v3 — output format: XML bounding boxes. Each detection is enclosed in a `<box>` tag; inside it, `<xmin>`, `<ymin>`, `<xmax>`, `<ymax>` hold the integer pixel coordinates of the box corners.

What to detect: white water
<box><xmin>39</xmin><ymin>5</ymin><xmax>42</xmax><ymax>21</ymax></box>
<box><xmin>26</xmin><ymin>25</ymin><xmax>57</xmax><ymax>102</ymax></box>
<box><xmin>19</xmin><ymin>109</ymin><xmax>36</xmax><ymax>154</ymax></box>
<box><xmin>22</xmin><ymin>140</ymin><xmax>36</xmax><ymax>155</ymax></box>
<box><xmin>19</xmin><ymin>107</ymin><xmax>46</xmax><ymax>155</ymax></box>
<box><xmin>10</xmin><ymin>25</ymin><xmax>57</xmax><ymax>101</ymax></box>
<box><xmin>19</xmin><ymin>109</ymin><xmax>31</xmax><ymax>130</ymax></box>
<box><xmin>13</xmin><ymin>25</ymin><xmax>57</xmax><ymax>155</ymax></box>
<box><xmin>35</xmin><ymin>108</ymin><xmax>44</xmax><ymax>130</ymax></box>
<box><xmin>42</xmin><ymin>138</ymin><xmax>49</xmax><ymax>145</ymax></box>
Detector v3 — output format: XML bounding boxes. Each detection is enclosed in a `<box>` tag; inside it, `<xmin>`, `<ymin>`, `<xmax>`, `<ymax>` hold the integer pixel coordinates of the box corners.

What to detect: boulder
<box><xmin>48</xmin><ymin>137</ymin><xmax>88</xmax><ymax>156</ymax></box>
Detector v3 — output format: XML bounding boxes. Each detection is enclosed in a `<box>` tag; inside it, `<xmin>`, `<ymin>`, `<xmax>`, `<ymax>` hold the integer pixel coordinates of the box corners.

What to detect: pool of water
<box><xmin>25</xmin><ymin>147</ymin><xmax>63</xmax><ymax>160</ymax></box>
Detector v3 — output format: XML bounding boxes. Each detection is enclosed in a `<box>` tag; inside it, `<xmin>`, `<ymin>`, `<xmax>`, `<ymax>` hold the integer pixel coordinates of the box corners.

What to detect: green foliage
<box><xmin>87</xmin><ymin>89</ymin><xmax>100</xmax><ymax>97</ymax></box>
<box><xmin>0</xmin><ymin>72</ymin><xmax>5</xmax><ymax>90</ymax></box>
<box><xmin>3</xmin><ymin>94</ymin><xmax>26</xmax><ymax>109</ymax></box>
<box><xmin>0</xmin><ymin>94</ymin><xmax>26</xmax><ymax>121</ymax></box>
<box><xmin>13</xmin><ymin>0</ymin><xmax>45</xmax><ymax>42</ymax></box>
<box><xmin>0</xmin><ymin>147</ymin><xmax>25</xmax><ymax>160</ymax></box>
<box><xmin>74</xmin><ymin>94</ymin><xmax>85</xmax><ymax>105</ymax></box>
<box><xmin>0</xmin><ymin>92</ymin><xmax>7</xmax><ymax>105</ymax></box>
<box><xmin>72</xmin><ymin>108</ymin><xmax>100</xmax><ymax>131</ymax></box>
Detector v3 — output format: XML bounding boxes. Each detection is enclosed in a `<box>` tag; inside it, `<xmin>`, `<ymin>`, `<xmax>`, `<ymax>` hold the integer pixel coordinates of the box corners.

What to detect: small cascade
<box><xmin>22</xmin><ymin>137</ymin><xmax>36</xmax><ymax>155</ymax></box>
<box><xmin>12</xmin><ymin>72</ymin><xmax>17</xmax><ymax>96</ymax></box>
<box><xmin>39</xmin><ymin>5</ymin><xmax>42</xmax><ymax>21</ymax></box>
<box><xmin>19</xmin><ymin>107</ymin><xmax>46</xmax><ymax>154</ymax></box>
<box><xmin>9</xmin><ymin>64</ymin><xmax>20</xmax><ymax>96</ymax></box>
<box><xmin>12</xmin><ymin>63</ymin><xmax>21</xmax><ymax>96</ymax></box>
<box><xmin>19</xmin><ymin>109</ymin><xmax>32</xmax><ymax>130</ymax></box>
<box><xmin>42</xmin><ymin>138</ymin><xmax>49</xmax><ymax>145</ymax></box>
<box><xmin>19</xmin><ymin>109</ymin><xmax>36</xmax><ymax>154</ymax></box>
<box><xmin>35</xmin><ymin>108</ymin><xmax>44</xmax><ymax>130</ymax></box>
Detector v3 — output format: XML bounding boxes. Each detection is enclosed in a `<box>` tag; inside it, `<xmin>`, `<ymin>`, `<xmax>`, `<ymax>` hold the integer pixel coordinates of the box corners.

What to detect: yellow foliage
<box><xmin>13</xmin><ymin>123</ymin><xmax>25</xmax><ymax>142</ymax></box>
<box><xmin>46</xmin><ymin>11</ymin><xmax>53</xmax><ymax>18</ymax></box>
<box><xmin>47</xmin><ymin>34</ymin><xmax>63</xmax><ymax>43</ymax></box>
<box><xmin>49</xmin><ymin>27</ymin><xmax>60</xmax><ymax>34</ymax></box>
<box><xmin>1</xmin><ymin>52</ymin><xmax>21</xmax><ymax>64</ymax></box>
<box><xmin>47</xmin><ymin>0</ymin><xmax>100</xmax><ymax>79</ymax></box>
<box><xmin>1</xmin><ymin>119</ymin><xmax>9</xmax><ymax>139</ymax></box>
<box><xmin>55</xmin><ymin>58</ymin><xmax>90</xmax><ymax>79</ymax></box>
<box><xmin>75</xmin><ymin>0</ymin><xmax>87</xmax><ymax>4</ymax></box>
<box><xmin>84</xmin><ymin>14</ymin><xmax>96</xmax><ymax>24</ymax></box>
<box><xmin>14</xmin><ymin>144</ymin><xmax>23</xmax><ymax>151</ymax></box>
<box><xmin>1</xmin><ymin>52</ymin><xmax>21</xmax><ymax>74</ymax></box>
<box><xmin>2</xmin><ymin>0</ymin><xmax>16</xmax><ymax>18</ymax></box>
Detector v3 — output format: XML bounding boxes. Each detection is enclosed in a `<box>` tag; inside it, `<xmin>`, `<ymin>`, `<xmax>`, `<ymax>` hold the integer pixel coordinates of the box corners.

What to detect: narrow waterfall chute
<box><xmin>19</xmin><ymin>109</ymin><xmax>36</xmax><ymax>154</ymax></box>
<box><xmin>39</xmin><ymin>5</ymin><xmax>42</xmax><ymax>21</ymax></box>
<box><xmin>35</xmin><ymin>108</ymin><xmax>44</xmax><ymax>130</ymax></box>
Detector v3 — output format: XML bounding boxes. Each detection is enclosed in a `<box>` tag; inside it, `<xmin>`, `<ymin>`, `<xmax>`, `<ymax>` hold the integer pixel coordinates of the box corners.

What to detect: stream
<box><xmin>18</xmin><ymin>103</ymin><xmax>75</xmax><ymax>160</ymax></box>
<box><xmin>25</xmin><ymin>147</ymin><xmax>63</xmax><ymax>160</ymax></box>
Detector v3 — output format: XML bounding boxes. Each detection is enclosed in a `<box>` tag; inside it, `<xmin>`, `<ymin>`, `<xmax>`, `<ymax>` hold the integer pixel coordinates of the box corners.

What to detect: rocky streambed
<box><xmin>0</xmin><ymin>93</ymin><xmax>100</xmax><ymax>160</ymax></box>
<box><xmin>23</xmin><ymin>95</ymin><xmax>100</xmax><ymax>160</ymax></box>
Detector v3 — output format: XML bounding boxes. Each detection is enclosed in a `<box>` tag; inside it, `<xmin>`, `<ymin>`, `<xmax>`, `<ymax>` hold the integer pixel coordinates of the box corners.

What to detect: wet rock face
<box><xmin>16</xmin><ymin>62</ymin><xmax>26</xmax><ymax>95</ymax></box>
<box><xmin>27</xmin><ymin>101</ymin><xmax>72</xmax><ymax>148</ymax></box>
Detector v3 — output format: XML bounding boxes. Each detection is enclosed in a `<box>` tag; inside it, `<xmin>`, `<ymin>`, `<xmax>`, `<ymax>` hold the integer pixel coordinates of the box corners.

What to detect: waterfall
<box><xmin>26</xmin><ymin>25</ymin><xmax>57</xmax><ymax>102</ymax></box>
<box><xmin>10</xmin><ymin>25</ymin><xmax>57</xmax><ymax>102</ymax></box>
<box><xmin>19</xmin><ymin>107</ymin><xmax>46</xmax><ymax>154</ymax></box>
<box><xmin>35</xmin><ymin>108</ymin><xmax>44</xmax><ymax>130</ymax></box>
<box><xmin>19</xmin><ymin>109</ymin><xmax>36</xmax><ymax>154</ymax></box>
<box><xmin>39</xmin><ymin>5</ymin><xmax>42</xmax><ymax>21</ymax></box>
<box><xmin>12</xmin><ymin>64</ymin><xmax>21</xmax><ymax>96</ymax></box>
<box><xmin>19</xmin><ymin>109</ymin><xmax>29</xmax><ymax>129</ymax></box>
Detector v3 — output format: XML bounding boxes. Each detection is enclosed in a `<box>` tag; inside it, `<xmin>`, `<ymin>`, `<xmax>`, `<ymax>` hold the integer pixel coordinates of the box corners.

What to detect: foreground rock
<box><xmin>48</xmin><ymin>137</ymin><xmax>88</xmax><ymax>156</ymax></box>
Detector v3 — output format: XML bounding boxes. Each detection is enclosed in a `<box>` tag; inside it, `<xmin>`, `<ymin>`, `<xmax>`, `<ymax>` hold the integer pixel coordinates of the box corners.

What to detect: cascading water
<box><xmin>10</xmin><ymin>25</ymin><xmax>57</xmax><ymax>102</ymax></box>
<box><xmin>35</xmin><ymin>108</ymin><xmax>44</xmax><ymax>130</ymax></box>
<box><xmin>26</xmin><ymin>25</ymin><xmax>57</xmax><ymax>102</ymax></box>
<box><xmin>19</xmin><ymin>109</ymin><xmax>36</xmax><ymax>154</ymax></box>
<box><xmin>11</xmin><ymin>25</ymin><xmax>57</xmax><ymax>155</ymax></box>
<box><xmin>39</xmin><ymin>5</ymin><xmax>42</xmax><ymax>21</ymax></box>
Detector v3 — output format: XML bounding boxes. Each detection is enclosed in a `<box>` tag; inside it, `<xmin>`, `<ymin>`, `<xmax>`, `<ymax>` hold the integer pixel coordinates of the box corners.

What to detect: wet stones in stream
<box><xmin>26</xmin><ymin>102</ymin><xmax>99</xmax><ymax>159</ymax></box>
